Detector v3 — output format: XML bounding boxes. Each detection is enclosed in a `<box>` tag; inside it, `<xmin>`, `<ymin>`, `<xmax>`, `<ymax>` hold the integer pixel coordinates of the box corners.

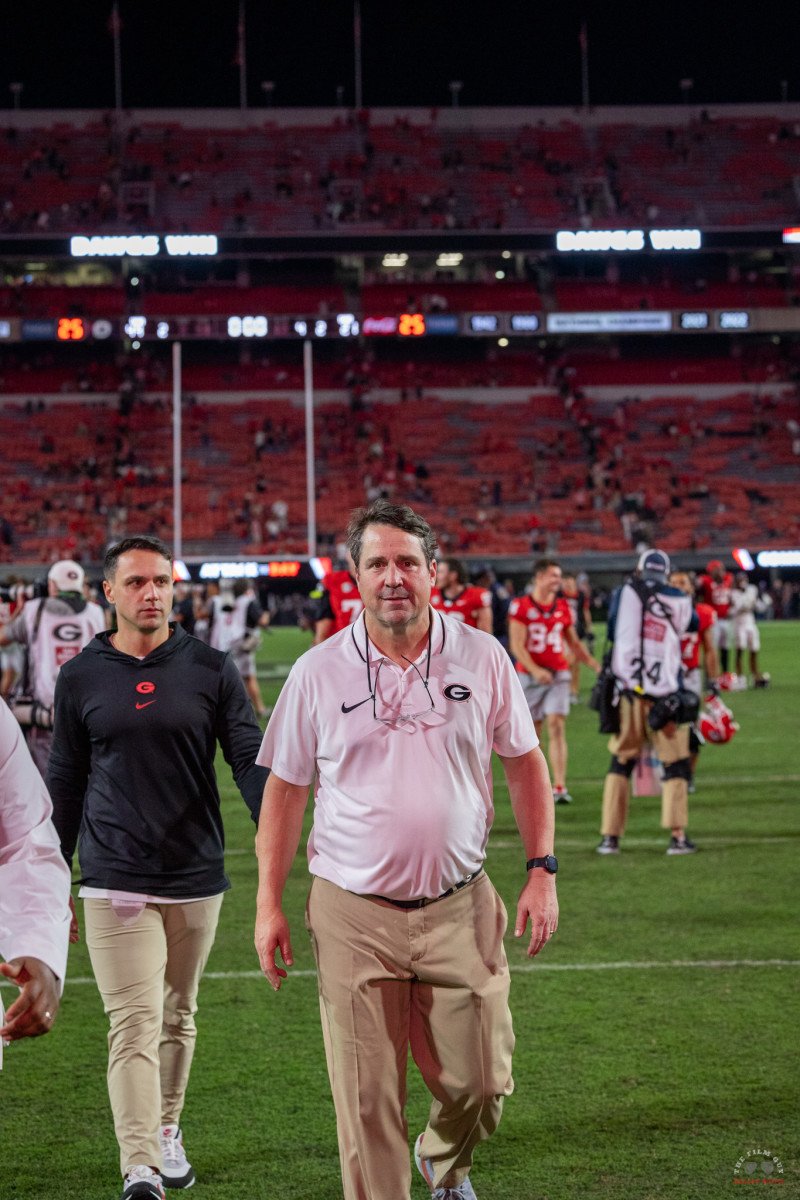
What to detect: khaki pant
<box><xmin>84</xmin><ymin>894</ymin><xmax>223</xmax><ymax>1175</ymax></box>
<box><xmin>601</xmin><ymin>693</ymin><xmax>691</xmax><ymax>836</ymax></box>
<box><xmin>305</xmin><ymin>873</ymin><xmax>515</xmax><ymax>1200</ymax></box>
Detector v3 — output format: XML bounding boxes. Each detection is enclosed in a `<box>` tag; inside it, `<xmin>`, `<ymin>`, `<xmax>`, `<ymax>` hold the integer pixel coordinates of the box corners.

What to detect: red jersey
<box><xmin>697</xmin><ymin>573</ymin><xmax>733</xmax><ymax>618</ymax></box>
<box><xmin>430</xmin><ymin>585</ymin><xmax>491</xmax><ymax>628</ymax></box>
<box><xmin>508</xmin><ymin>594</ymin><xmax>573</xmax><ymax>673</ymax></box>
<box><xmin>680</xmin><ymin>603</ymin><xmax>716</xmax><ymax>672</ymax></box>
<box><xmin>319</xmin><ymin>571</ymin><xmax>363</xmax><ymax>635</ymax></box>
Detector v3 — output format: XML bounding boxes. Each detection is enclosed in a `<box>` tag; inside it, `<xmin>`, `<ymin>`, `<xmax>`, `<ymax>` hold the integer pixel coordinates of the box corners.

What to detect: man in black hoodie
<box><xmin>47</xmin><ymin>535</ymin><xmax>268</xmax><ymax>1200</ymax></box>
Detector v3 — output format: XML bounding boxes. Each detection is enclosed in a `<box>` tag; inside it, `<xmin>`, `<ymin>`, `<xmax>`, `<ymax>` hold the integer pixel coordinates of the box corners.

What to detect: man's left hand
<box><xmin>514</xmin><ymin>874</ymin><xmax>559</xmax><ymax>958</ymax></box>
<box><xmin>0</xmin><ymin>958</ymin><xmax>60</xmax><ymax>1041</ymax></box>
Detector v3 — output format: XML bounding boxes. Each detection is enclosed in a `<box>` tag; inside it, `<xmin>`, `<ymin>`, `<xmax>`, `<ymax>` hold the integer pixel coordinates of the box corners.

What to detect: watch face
<box><xmin>544</xmin><ymin>854</ymin><xmax>558</xmax><ymax>873</ymax></box>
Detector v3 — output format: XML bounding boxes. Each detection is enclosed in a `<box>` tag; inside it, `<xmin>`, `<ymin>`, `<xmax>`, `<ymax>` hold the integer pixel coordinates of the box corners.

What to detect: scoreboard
<box><xmin>0</xmin><ymin>308</ymin><xmax>773</xmax><ymax>344</ymax></box>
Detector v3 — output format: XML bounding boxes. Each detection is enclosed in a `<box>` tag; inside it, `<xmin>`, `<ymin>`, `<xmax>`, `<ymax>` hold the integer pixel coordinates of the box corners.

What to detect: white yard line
<box><xmin>495</xmin><ymin>774</ymin><xmax>800</xmax><ymax>787</ymax></box>
<box><xmin>225</xmin><ymin>834</ymin><xmax>798</xmax><ymax>856</ymax></box>
<box><xmin>8</xmin><ymin>959</ymin><xmax>793</xmax><ymax>989</ymax></box>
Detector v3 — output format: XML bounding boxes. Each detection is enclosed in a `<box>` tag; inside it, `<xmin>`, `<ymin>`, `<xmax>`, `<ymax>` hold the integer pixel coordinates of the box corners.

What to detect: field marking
<box><xmin>222</xmin><ymin>833</ymin><xmax>798</xmax><ymax>858</ymax></box>
<box><xmin>486</xmin><ymin>835</ymin><xmax>799</xmax><ymax>850</ymax></box>
<box><xmin>495</xmin><ymin>774</ymin><xmax>800</xmax><ymax>788</ymax></box>
<box><xmin>6</xmin><ymin>959</ymin><xmax>795</xmax><ymax>990</ymax></box>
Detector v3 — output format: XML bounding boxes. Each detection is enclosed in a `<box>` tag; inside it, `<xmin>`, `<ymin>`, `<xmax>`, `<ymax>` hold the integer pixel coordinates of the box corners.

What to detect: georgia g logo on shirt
<box><xmin>135</xmin><ymin>681</ymin><xmax>156</xmax><ymax>709</ymax></box>
<box><xmin>443</xmin><ymin>683</ymin><xmax>472</xmax><ymax>703</ymax></box>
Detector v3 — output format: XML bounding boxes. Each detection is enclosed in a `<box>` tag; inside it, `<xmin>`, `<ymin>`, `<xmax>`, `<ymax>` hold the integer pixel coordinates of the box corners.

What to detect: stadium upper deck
<box><xmin>1</xmin><ymin>102</ymin><xmax>799</xmax><ymax>238</ymax></box>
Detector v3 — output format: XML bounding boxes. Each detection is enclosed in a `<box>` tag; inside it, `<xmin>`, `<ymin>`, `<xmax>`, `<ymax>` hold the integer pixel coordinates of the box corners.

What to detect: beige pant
<box><xmin>84</xmin><ymin>894</ymin><xmax>223</xmax><ymax>1175</ymax></box>
<box><xmin>305</xmin><ymin>873</ymin><xmax>515</xmax><ymax>1200</ymax></box>
<box><xmin>601</xmin><ymin>693</ymin><xmax>690</xmax><ymax>836</ymax></box>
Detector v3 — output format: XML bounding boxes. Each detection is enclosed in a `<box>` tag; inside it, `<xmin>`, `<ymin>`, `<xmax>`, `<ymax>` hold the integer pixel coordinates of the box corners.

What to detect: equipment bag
<box><xmin>590</xmin><ymin>649</ymin><xmax>620</xmax><ymax>734</ymax></box>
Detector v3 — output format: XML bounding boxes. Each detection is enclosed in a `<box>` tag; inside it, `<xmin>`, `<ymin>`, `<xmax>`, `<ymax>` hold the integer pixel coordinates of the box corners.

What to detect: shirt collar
<box><xmin>350</xmin><ymin>606</ymin><xmax>446</xmax><ymax>665</ymax></box>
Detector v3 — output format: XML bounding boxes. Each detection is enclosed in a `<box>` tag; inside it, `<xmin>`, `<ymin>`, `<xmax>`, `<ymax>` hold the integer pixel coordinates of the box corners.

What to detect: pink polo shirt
<box><xmin>0</xmin><ymin>701</ymin><xmax>71</xmax><ymax>988</ymax></box>
<box><xmin>257</xmin><ymin>610</ymin><xmax>538</xmax><ymax>900</ymax></box>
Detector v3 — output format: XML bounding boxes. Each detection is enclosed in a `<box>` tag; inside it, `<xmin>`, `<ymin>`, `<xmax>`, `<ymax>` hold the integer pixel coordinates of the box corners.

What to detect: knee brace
<box><xmin>663</xmin><ymin>757</ymin><xmax>692</xmax><ymax>782</ymax></box>
<box><xmin>609</xmin><ymin>755</ymin><xmax>636</xmax><ymax>778</ymax></box>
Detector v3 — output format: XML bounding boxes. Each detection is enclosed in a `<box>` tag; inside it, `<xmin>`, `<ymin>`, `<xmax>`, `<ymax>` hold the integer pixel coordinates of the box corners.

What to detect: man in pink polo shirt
<box><xmin>0</xmin><ymin>698</ymin><xmax>71</xmax><ymax>1053</ymax></box>
<box><xmin>254</xmin><ymin>499</ymin><xmax>558</xmax><ymax>1200</ymax></box>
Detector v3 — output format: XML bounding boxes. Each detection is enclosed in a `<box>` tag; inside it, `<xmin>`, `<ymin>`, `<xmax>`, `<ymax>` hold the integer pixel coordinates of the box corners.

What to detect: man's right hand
<box><xmin>532</xmin><ymin>666</ymin><xmax>554</xmax><ymax>685</ymax></box>
<box><xmin>0</xmin><ymin>957</ymin><xmax>60</xmax><ymax>1041</ymax></box>
<box><xmin>254</xmin><ymin>909</ymin><xmax>293</xmax><ymax>992</ymax></box>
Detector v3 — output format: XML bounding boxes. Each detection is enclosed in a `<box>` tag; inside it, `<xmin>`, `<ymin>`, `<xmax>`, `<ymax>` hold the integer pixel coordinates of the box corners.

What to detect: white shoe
<box><xmin>159</xmin><ymin>1126</ymin><xmax>195</xmax><ymax>1189</ymax></box>
<box><xmin>122</xmin><ymin>1165</ymin><xmax>165</xmax><ymax>1199</ymax></box>
<box><xmin>597</xmin><ymin>835</ymin><xmax>620</xmax><ymax>855</ymax></box>
<box><xmin>414</xmin><ymin>1133</ymin><xmax>478</xmax><ymax>1199</ymax></box>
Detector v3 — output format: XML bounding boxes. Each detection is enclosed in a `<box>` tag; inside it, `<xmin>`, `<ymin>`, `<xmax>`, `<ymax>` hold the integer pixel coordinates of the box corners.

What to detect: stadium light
<box><xmin>382</xmin><ymin>253</ymin><xmax>408</xmax><ymax>267</ymax></box>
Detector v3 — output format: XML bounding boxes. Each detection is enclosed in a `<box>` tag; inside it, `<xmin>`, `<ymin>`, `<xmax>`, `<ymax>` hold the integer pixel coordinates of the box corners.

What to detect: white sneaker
<box><xmin>158</xmin><ymin>1126</ymin><xmax>195</xmax><ymax>1189</ymax></box>
<box><xmin>414</xmin><ymin>1133</ymin><xmax>478</xmax><ymax>1199</ymax></box>
<box><xmin>122</xmin><ymin>1165</ymin><xmax>165</xmax><ymax>1200</ymax></box>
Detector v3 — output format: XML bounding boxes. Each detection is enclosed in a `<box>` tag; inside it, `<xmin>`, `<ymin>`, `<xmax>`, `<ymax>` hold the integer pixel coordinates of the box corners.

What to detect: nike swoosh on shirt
<box><xmin>135</xmin><ymin>701</ymin><xmax>156</xmax><ymax>709</ymax></box>
<box><xmin>341</xmin><ymin>698</ymin><xmax>371</xmax><ymax>713</ymax></box>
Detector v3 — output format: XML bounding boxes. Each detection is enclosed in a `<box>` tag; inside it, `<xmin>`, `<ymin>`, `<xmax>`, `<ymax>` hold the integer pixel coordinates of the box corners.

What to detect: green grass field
<box><xmin>3</xmin><ymin>623</ymin><xmax>798</xmax><ymax>1199</ymax></box>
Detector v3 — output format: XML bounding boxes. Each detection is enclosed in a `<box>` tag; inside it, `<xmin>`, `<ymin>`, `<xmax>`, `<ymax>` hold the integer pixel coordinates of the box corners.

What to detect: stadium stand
<box><xmin>2</xmin><ymin>357</ymin><xmax>798</xmax><ymax>563</ymax></box>
<box><xmin>2</xmin><ymin>108</ymin><xmax>800</xmax><ymax>234</ymax></box>
<box><xmin>1</xmin><ymin>104</ymin><xmax>799</xmax><ymax>572</ymax></box>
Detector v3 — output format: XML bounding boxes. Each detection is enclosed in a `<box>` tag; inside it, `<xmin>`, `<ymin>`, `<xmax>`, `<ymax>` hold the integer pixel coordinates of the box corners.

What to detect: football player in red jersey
<box><xmin>431</xmin><ymin>557</ymin><xmax>493</xmax><ymax>633</ymax></box>
<box><xmin>697</xmin><ymin>559</ymin><xmax>734</xmax><ymax>673</ymax></box>
<box><xmin>509</xmin><ymin>559</ymin><xmax>600</xmax><ymax>804</ymax></box>
<box><xmin>670</xmin><ymin>571</ymin><xmax>719</xmax><ymax>788</ymax></box>
<box><xmin>313</xmin><ymin>554</ymin><xmax>364</xmax><ymax>644</ymax></box>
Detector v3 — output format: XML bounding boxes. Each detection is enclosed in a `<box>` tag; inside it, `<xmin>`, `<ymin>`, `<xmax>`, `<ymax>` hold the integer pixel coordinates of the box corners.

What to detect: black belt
<box><xmin>368</xmin><ymin>866</ymin><xmax>483</xmax><ymax>910</ymax></box>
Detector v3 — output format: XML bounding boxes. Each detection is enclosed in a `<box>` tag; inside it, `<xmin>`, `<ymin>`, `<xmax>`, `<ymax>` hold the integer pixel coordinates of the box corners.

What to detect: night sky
<box><xmin>2</xmin><ymin>1</ymin><xmax>799</xmax><ymax>112</ymax></box>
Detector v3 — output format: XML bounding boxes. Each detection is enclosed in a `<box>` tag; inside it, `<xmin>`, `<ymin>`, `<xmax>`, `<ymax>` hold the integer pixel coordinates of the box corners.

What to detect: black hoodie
<box><xmin>47</xmin><ymin>624</ymin><xmax>268</xmax><ymax>898</ymax></box>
